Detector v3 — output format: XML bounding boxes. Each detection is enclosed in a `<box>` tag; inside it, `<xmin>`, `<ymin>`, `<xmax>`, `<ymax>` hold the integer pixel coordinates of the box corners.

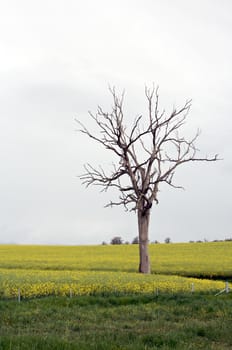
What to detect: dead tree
<box><xmin>77</xmin><ymin>86</ymin><xmax>218</xmax><ymax>274</ymax></box>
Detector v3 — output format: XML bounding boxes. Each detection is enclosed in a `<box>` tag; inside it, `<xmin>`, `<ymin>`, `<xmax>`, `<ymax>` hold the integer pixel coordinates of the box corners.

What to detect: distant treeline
<box><xmin>102</xmin><ymin>237</ymin><xmax>232</xmax><ymax>245</ymax></box>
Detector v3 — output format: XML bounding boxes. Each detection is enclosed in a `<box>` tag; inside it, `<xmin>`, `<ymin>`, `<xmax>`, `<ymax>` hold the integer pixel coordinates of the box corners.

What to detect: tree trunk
<box><xmin>137</xmin><ymin>209</ymin><xmax>151</xmax><ymax>274</ymax></box>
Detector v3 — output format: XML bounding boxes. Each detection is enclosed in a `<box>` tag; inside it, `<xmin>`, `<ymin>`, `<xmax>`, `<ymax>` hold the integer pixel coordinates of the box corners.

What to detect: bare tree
<box><xmin>77</xmin><ymin>86</ymin><xmax>218</xmax><ymax>274</ymax></box>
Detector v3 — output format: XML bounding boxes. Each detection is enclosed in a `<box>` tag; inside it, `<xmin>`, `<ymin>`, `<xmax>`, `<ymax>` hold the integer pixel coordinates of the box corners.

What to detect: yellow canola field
<box><xmin>0</xmin><ymin>243</ymin><xmax>231</xmax><ymax>298</ymax></box>
<box><xmin>0</xmin><ymin>242</ymin><xmax>231</xmax><ymax>278</ymax></box>
<box><xmin>0</xmin><ymin>269</ymin><xmax>226</xmax><ymax>299</ymax></box>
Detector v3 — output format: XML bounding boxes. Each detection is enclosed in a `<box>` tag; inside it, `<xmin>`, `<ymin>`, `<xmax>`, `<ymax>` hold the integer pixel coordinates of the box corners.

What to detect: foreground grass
<box><xmin>0</xmin><ymin>294</ymin><xmax>232</xmax><ymax>350</ymax></box>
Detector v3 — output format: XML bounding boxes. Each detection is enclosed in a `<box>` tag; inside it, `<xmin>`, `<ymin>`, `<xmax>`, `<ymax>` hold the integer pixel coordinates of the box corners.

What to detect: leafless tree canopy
<box><xmin>77</xmin><ymin>86</ymin><xmax>218</xmax><ymax>216</ymax></box>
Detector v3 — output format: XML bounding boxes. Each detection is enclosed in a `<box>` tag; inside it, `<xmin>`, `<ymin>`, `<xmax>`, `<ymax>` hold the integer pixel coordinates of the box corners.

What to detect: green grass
<box><xmin>0</xmin><ymin>294</ymin><xmax>232</xmax><ymax>349</ymax></box>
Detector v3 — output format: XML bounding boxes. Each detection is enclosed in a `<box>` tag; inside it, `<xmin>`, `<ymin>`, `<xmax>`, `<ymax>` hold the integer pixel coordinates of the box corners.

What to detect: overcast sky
<box><xmin>0</xmin><ymin>0</ymin><xmax>231</xmax><ymax>245</ymax></box>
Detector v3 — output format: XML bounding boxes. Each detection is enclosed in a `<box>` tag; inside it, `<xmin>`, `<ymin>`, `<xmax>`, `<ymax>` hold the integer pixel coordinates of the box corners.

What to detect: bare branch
<box><xmin>78</xmin><ymin>86</ymin><xmax>219</xmax><ymax>214</ymax></box>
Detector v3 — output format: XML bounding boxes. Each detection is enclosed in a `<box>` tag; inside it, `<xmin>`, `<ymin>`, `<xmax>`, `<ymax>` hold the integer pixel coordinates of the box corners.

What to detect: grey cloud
<box><xmin>0</xmin><ymin>0</ymin><xmax>231</xmax><ymax>245</ymax></box>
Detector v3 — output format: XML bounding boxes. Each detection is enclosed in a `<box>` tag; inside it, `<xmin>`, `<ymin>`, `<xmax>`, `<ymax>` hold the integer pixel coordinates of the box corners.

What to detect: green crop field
<box><xmin>0</xmin><ymin>242</ymin><xmax>232</xmax><ymax>349</ymax></box>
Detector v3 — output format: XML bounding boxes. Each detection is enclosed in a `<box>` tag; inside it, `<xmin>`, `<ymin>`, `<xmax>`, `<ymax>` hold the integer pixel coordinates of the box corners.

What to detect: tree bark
<box><xmin>138</xmin><ymin>209</ymin><xmax>151</xmax><ymax>274</ymax></box>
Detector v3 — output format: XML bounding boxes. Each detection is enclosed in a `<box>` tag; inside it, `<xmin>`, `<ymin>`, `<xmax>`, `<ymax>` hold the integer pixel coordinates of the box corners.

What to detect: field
<box><xmin>0</xmin><ymin>242</ymin><xmax>232</xmax><ymax>349</ymax></box>
<box><xmin>0</xmin><ymin>242</ymin><xmax>231</xmax><ymax>299</ymax></box>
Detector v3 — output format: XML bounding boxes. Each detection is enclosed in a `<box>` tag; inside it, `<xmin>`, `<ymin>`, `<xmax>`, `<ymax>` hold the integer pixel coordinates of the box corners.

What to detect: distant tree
<box><xmin>78</xmin><ymin>86</ymin><xmax>218</xmax><ymax>273</ymax></box>
<box><xmin>132</xmin><ymin>236</ymin><xmax>139</xmax><ymax>244</ymax></box>
<box><xmin>111</xmin><ymin>236</ymin><xmax>123</xmax><ymax>245</ymax></box>
<box><xmin>164</xmin><ymin>237</ymin><xmax>171</xmax><ymax>244</ymax></box>
<box><xmin>101</xmin><ymin>241</ymin><xmax>107</xmax><ymax>245</ymax></box>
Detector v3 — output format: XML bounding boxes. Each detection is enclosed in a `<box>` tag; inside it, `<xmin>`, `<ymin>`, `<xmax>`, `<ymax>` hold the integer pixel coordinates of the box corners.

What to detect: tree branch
<box><xmin>78</xmin><ymin>86</ymin><xmax>219</xmax><ymax>213</ymax></box>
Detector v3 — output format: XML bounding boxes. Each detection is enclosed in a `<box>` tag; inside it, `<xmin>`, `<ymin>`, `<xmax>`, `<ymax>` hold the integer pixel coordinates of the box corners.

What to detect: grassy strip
<box><xmin>0</xmin><ymin>294</ymin><xmax>232</xmax><ymax>349</ymax></box>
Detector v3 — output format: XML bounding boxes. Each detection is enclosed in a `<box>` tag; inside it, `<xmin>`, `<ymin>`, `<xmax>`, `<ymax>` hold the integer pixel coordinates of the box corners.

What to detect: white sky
<box><xmin>0</xmin><ymin>0</ymin><xmax>231</xmax><ymax>245</ymax></box>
